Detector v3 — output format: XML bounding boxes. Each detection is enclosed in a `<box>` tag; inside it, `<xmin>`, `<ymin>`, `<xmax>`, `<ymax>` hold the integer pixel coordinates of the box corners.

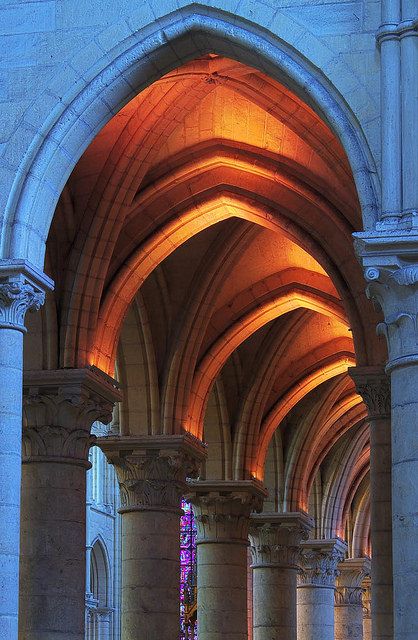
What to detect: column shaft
<box><xmin>122</xmin><ymin>509</ymin><xmax>181</xmax><ymax>638</ymax></box>
<box><xmin>0</xmin><ymin>262</ymin><xmax>49</xmax><ymax>639</ymax></box>
<box><xmin>19</xmin><ymin>368</ymin><xmax>120</xmax><ymax>640</ymax></box>
<box><xmin>20</xmin><ymin>461</ymin><xmax>88</xmax><ymax>639</ymax></box>
<box><xmin>297</xmin><ymin>539</ymin><xmax>347</xmax><ymax>640</ymax></box>
<box><xmin>334</xmin><ymin>558</ymin><xmax>371</xmax><ymax>640</ymax></box>
<box><xmin>101</xmin><ymin>434</ymin><xmax>205</xmax><ymax>640</ymax></box>
<box><xmin>187</xmin><ymin>480</ymin><xmax>266</xmax><ymax>640</ymax></box>
<box><xmin>249</xmin><ymin>512</ymin><xmax>313</xmax><ymax>640</ymax></box>
<box><xmin>0</xmin><ymin>328</ymin><xmax>23</xmax><ymax>639</ymax></box>
<box><xmin>391</xmin><ymin>364</ymin><xmax>418</xmax><ymax>639</ymax></box>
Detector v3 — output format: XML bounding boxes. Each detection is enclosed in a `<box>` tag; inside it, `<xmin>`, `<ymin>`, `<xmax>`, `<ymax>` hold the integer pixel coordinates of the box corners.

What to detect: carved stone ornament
<box><xmin>349</xmin><ymin>367</ymin><xmax>391</xmax><ymax>419</ymax></box>
<box><xmin>298</xmin><ymin>539</ymin><xmax>347</xmax><ymax>588</ymax></box>
<box><xmin>362</xmin><ymin>576</ymin><xmax>372</xmax><ymax>619</ymax></box>
<box><xmin>0</xmin><ymin>280</ymin><xmax>44</xmax><ymax>330</ymax></box>
<box><xmin>353</xmin><ymin>234</ymin><xmax>418</xmax><ymax>371</ymax></box>
<box><xmin>185</xmin><ymin>480</ymin><xmax>267</xmax><ymax>544</ymax></box>
<box><xmin>23</xmin><ymin>368</ymin><xmax>121</xmax><ymax>465</ymax></box>
<box><xmin>249</xmin><ymin>512</ymin><xmax>314</xmax><ymax>568</ymax></box>
<box><xmin>335</xmin><ymin>557</ymin><xmax>371</xmax><ymax>607</ymax></box>
<box><xmin>99</xmin><ymin>434</ymin><xmax>207</xmax><ymax>513</ymax></box>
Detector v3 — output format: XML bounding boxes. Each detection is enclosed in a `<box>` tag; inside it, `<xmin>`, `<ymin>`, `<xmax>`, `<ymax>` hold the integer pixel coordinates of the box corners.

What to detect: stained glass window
<box><xmin>180</xmin><ymin>499</ymin><xmax>197</xmax><ymax>639</ymax></box>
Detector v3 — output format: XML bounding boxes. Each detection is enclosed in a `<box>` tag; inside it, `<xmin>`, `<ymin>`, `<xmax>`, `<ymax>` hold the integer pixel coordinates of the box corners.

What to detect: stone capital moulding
<box><xmin>249</xmin><ymin>511</ymin><xmax>314</xmax><ymax>569</ymax></box>
<box><xmin>335</xmin><ymin>557</ymin><xmax>371</xmax><ymax>606</ymax></box>
<box><xmin>185</xmin><ymin>479</ymin><xmax>268</xmax><ymax>544</ymax></box>
<box><xmin>23</xmin><ymin>367</ymin><xmax>121</xmax><ymax>466</ymax></box>
<box><xmin>353</xmin><ymin>232</ymin><xmax>418</xmax><ymax>371</ymax></box>
<box><xmin>348</xmin><ymin>366</ymin><xmax>391</xmax><ymax>419</ymax></box>
<box><xmin>0</xmin><ymin>259</ymin><xmax>54</xmax><ymax>331</ymax></box>
<box><xmin>99</xmin><ymin>433</ymin><xmax>207</xmax><ymax>513</ymax></box>
<box><xmin>298</xmin><ymin>538</ymin><xmax>348</xmax><ymax>588</ymax></box>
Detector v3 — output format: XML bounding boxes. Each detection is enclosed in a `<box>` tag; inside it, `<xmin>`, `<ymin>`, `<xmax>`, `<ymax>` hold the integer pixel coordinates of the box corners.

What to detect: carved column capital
<box><xmin>0</xmin><ymin>260</ymin><xmax>53</xmax><ymax>331</ymax></box>
<box><xmin>335</xmin><ymin>557</ymin><xmax>371</xmax><ymax>606</ymax></box>
<box><xmin>298</xmin><ymin>539</ymin><xmax>347</xmax><ymax>588</ymax></box>
<box><xmin>23</xmin><ymin>367</ymin><xmax>121</xmax><ymax>465</ymax></box>
<box><xmin>349</xmin><ymin>366</ymin><xmax>391</xmax><ymax>419</ymax></box>
<box><xmin>99</xmin><ymin>434</ymin><xmax>206</xmax><ymax>513</ymax></box>
<box><xmin>249</xmin><ymin>511</ymin><xmax>314</xmax><ymax>568</ymax></box>
<box><xmin>186</xmin><ymin>480</ymin><xmax>267</xmax><ymax>543</ymax></box>
<box><xmin>353</xmin><ymin>234</ymin><xmax>418</xmax><ymax>371</ymax></box>
<box><xmin>362</xmin><ymin>576</ymin><xmax>372</xmax><ymax>619</ymax></box>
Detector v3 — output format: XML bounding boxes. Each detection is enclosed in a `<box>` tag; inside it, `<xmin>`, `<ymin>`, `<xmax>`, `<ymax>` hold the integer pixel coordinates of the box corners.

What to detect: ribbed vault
<box><xmin>28</xmin><ymin>53</ymin><xmax>388</xmax><ymax>559</ymax></box>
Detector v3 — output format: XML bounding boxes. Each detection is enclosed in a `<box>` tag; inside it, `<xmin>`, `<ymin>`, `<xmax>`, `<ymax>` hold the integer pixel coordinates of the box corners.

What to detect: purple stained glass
<box><xmin>180</xmin><ymin>499</ymin><xmax>198</xmax><ymax>639</ymax></box>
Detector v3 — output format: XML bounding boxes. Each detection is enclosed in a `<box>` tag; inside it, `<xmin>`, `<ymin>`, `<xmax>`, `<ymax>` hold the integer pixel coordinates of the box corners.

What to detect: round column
<box><xmin>359</xmin><ymin>260</ymin><xmax>418</xmax><ymax>639</ymax></box>
<box><xmin>334</xmin><ymin>558</ymin><xmax>371</xmax><ymax>640</ymax></box>
<box><xmin>248</xmin><ymin>512</ymin><xmax>313</xmax><ymax>640</ymax></box>
<box><xmin>19</xmin><ymin>368</ymin><xmax>120</xmax><ymax>640</ymax></box>
<box><xmin>297</xmin><ymin>538</ymin><xmax>347</xmax><ymax>640</ymax></box>
<box><xmin>0</xmin><ymin>263</ymin><xmax>48</xmax><ymax>639</ymax></box>
<box><xmin>186</xmin><ymin>480</ymin><xmax>266</xmax><ymax>640</ymax></box>
<box><xmin>350</xmin><ymin>367</ymin><xmax>392</xmax><ymax>640</ymax></box>
<box><xmin>101</xmin><ymin>434</ymin><xmax>206</xmax><ymax>640</ymax></box>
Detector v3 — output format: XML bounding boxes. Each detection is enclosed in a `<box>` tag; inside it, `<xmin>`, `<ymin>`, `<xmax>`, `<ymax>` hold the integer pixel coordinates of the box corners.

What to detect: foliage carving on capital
<box><xmin>350</xmin><ymin>368</ymin><xmax>390</xmax><ymax>419</ymax></box>
<box><xmin>249</xmin><ymin>512</ymin><xmax>313</xmax><ymax>568</ymax></box>
<box><xmin>363</xmin><ymin>264</ymin><xmax>418</xmax><ymax>369</ymax></box>
<box><xmin>186</xmin><ymin>481</ymin><xmax>267</xmax><ymax>543</ymax></box>
<box><xmin>298</xmin><ymin>540</ymin><xmax>347</xmax><ymax>588</ymax></box>
<box><xmin>0</xmin><ymin>281</ymin><xmax>45</xmax><ymax>330</ymax></box>
<box><xmin>110</xmin><ymin>449</ymin><xmax>199</xmax><ymax>511</ymax></box>
<box><xmin>335</xmin><ymin>558</ymin><xmax>371</xmax><ymax>606</ymax></box>
<box><xmin>22</xmin><ymin>424</ymin><xmax>94</xmax><ymax>466</ymax></box>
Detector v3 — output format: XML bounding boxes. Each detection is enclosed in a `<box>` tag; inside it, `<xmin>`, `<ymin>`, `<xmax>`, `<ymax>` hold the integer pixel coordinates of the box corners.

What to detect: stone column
<box><xmin>353</xmin><ymin>242</ymin><xmax>418</xmax><ymax>639</ymax></box>
<box><xmin>248</xmin><ymin>512</ymin><xmax>313</xmax><ymax>640</ymax></box>
<box><xmin>363</xmin><ymin>577</ymin><xmax>372</xmax><ymax>640</ymax></box>
<box><xmin>20</xmin><ymin>367</ymin><xmax>120</xmax><ymax>640</ymax></box>
<box><xmin>350</xmin><ymin>367</ymin><xmax>392</xmax><ymax>640</ymax></box>
<box><xmin>186</xmin><ymin>480</ymin><xmax>267</xmax><ymax>640</ymax></box>
<box><xmin>100</xmin><ymin>434</ymin><xmax>206</xmax><ymax>640</ymax></box>
<box><xmin>0</xmin><ymin>260</ymin><xmax>51</xmax><ymax>639</ymax></box>
<box><xmin>335</xmin><ymin>557</ymin><xmax>371</xmax><ymax>640</ymax></box>
<box><xmin>297</xmin><ymin>538</ymin><xmax>347</xmax><ymax>640</ymax></box>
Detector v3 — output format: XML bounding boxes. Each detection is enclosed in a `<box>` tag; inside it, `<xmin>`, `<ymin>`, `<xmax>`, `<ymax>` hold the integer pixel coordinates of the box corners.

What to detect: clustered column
<box><xmin>350</xmin><ymin>366</ymin><xmax>392</xmax><ymax>639</ymax></box>
<box><xmin>100</xmin><ymin>434</ymin><xmax>206</xmax><ymax>640</ymax></box>
<box><xmin>334</xmin><ymin>557</ymin><xmax>371</xmax><ymax>640</ymax></box>
<box><xmin>248</xmin><ymin>512</ymin><xmax>313</xmax><ymax>640</ymax></box>
<box><xmin>0</xmin><ymin>261</ymin><xmax>51</xmax><ymax>639</ymax></box>
<box><xmin>20</xmin><ymin>368</ymin><xmax>121</xmax><ymax>640</ymax></box>
<box><xmin>186</xmin><ymin>480</ymin><xmax>266</xmax><ymax>640</ymax></box>
<box><xmin>297</xmin><ymin>538</ymin><xmax>347</xmax><ymax>640</ymax></box>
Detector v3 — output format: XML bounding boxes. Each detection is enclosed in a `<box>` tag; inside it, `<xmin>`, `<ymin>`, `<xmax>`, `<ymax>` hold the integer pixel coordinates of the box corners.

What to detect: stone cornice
<box><xmin>99</xmin><ymin>434</ymin><xmax>207</xmax><ymax>513</ymax></box>
<box><xmin>349</xmin><ymin>366</ymin><xmax>390</xmax><ymax>419</ymax></box>
<box><xmin>23</xmin><ymin>367</ymin><xmax>121</xmax><ymax>464</ymax></box>
<box><xmin>335</xmin><ymin>557</ymin><xmax>371</xmax><ymax>606</ymax></box>
<box><xmin>185</xmin><ymin>479</ymin><xmax>267</xmax><ymax>544</ymax></box>
<box><xmin>0</xmin><ymin>260</ymin><xmax>53</xmax><ymax>331</ymax></box>
<box><xmin>249</xmin><ymin>511</ymin><xmax>314</xmax><ymax>568</ymax></box>
<box><xmin>298</xmin><ymin>538</ymin><xmax>347</xmax><ymax>588</ymax></box>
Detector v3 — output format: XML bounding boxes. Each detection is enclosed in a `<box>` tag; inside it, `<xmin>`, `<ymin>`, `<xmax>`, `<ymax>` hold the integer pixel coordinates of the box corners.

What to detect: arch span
<box><xmin>3</xmin><ymin>5</ymin><xmax>379</xmax><ymax>266</ymax></box>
